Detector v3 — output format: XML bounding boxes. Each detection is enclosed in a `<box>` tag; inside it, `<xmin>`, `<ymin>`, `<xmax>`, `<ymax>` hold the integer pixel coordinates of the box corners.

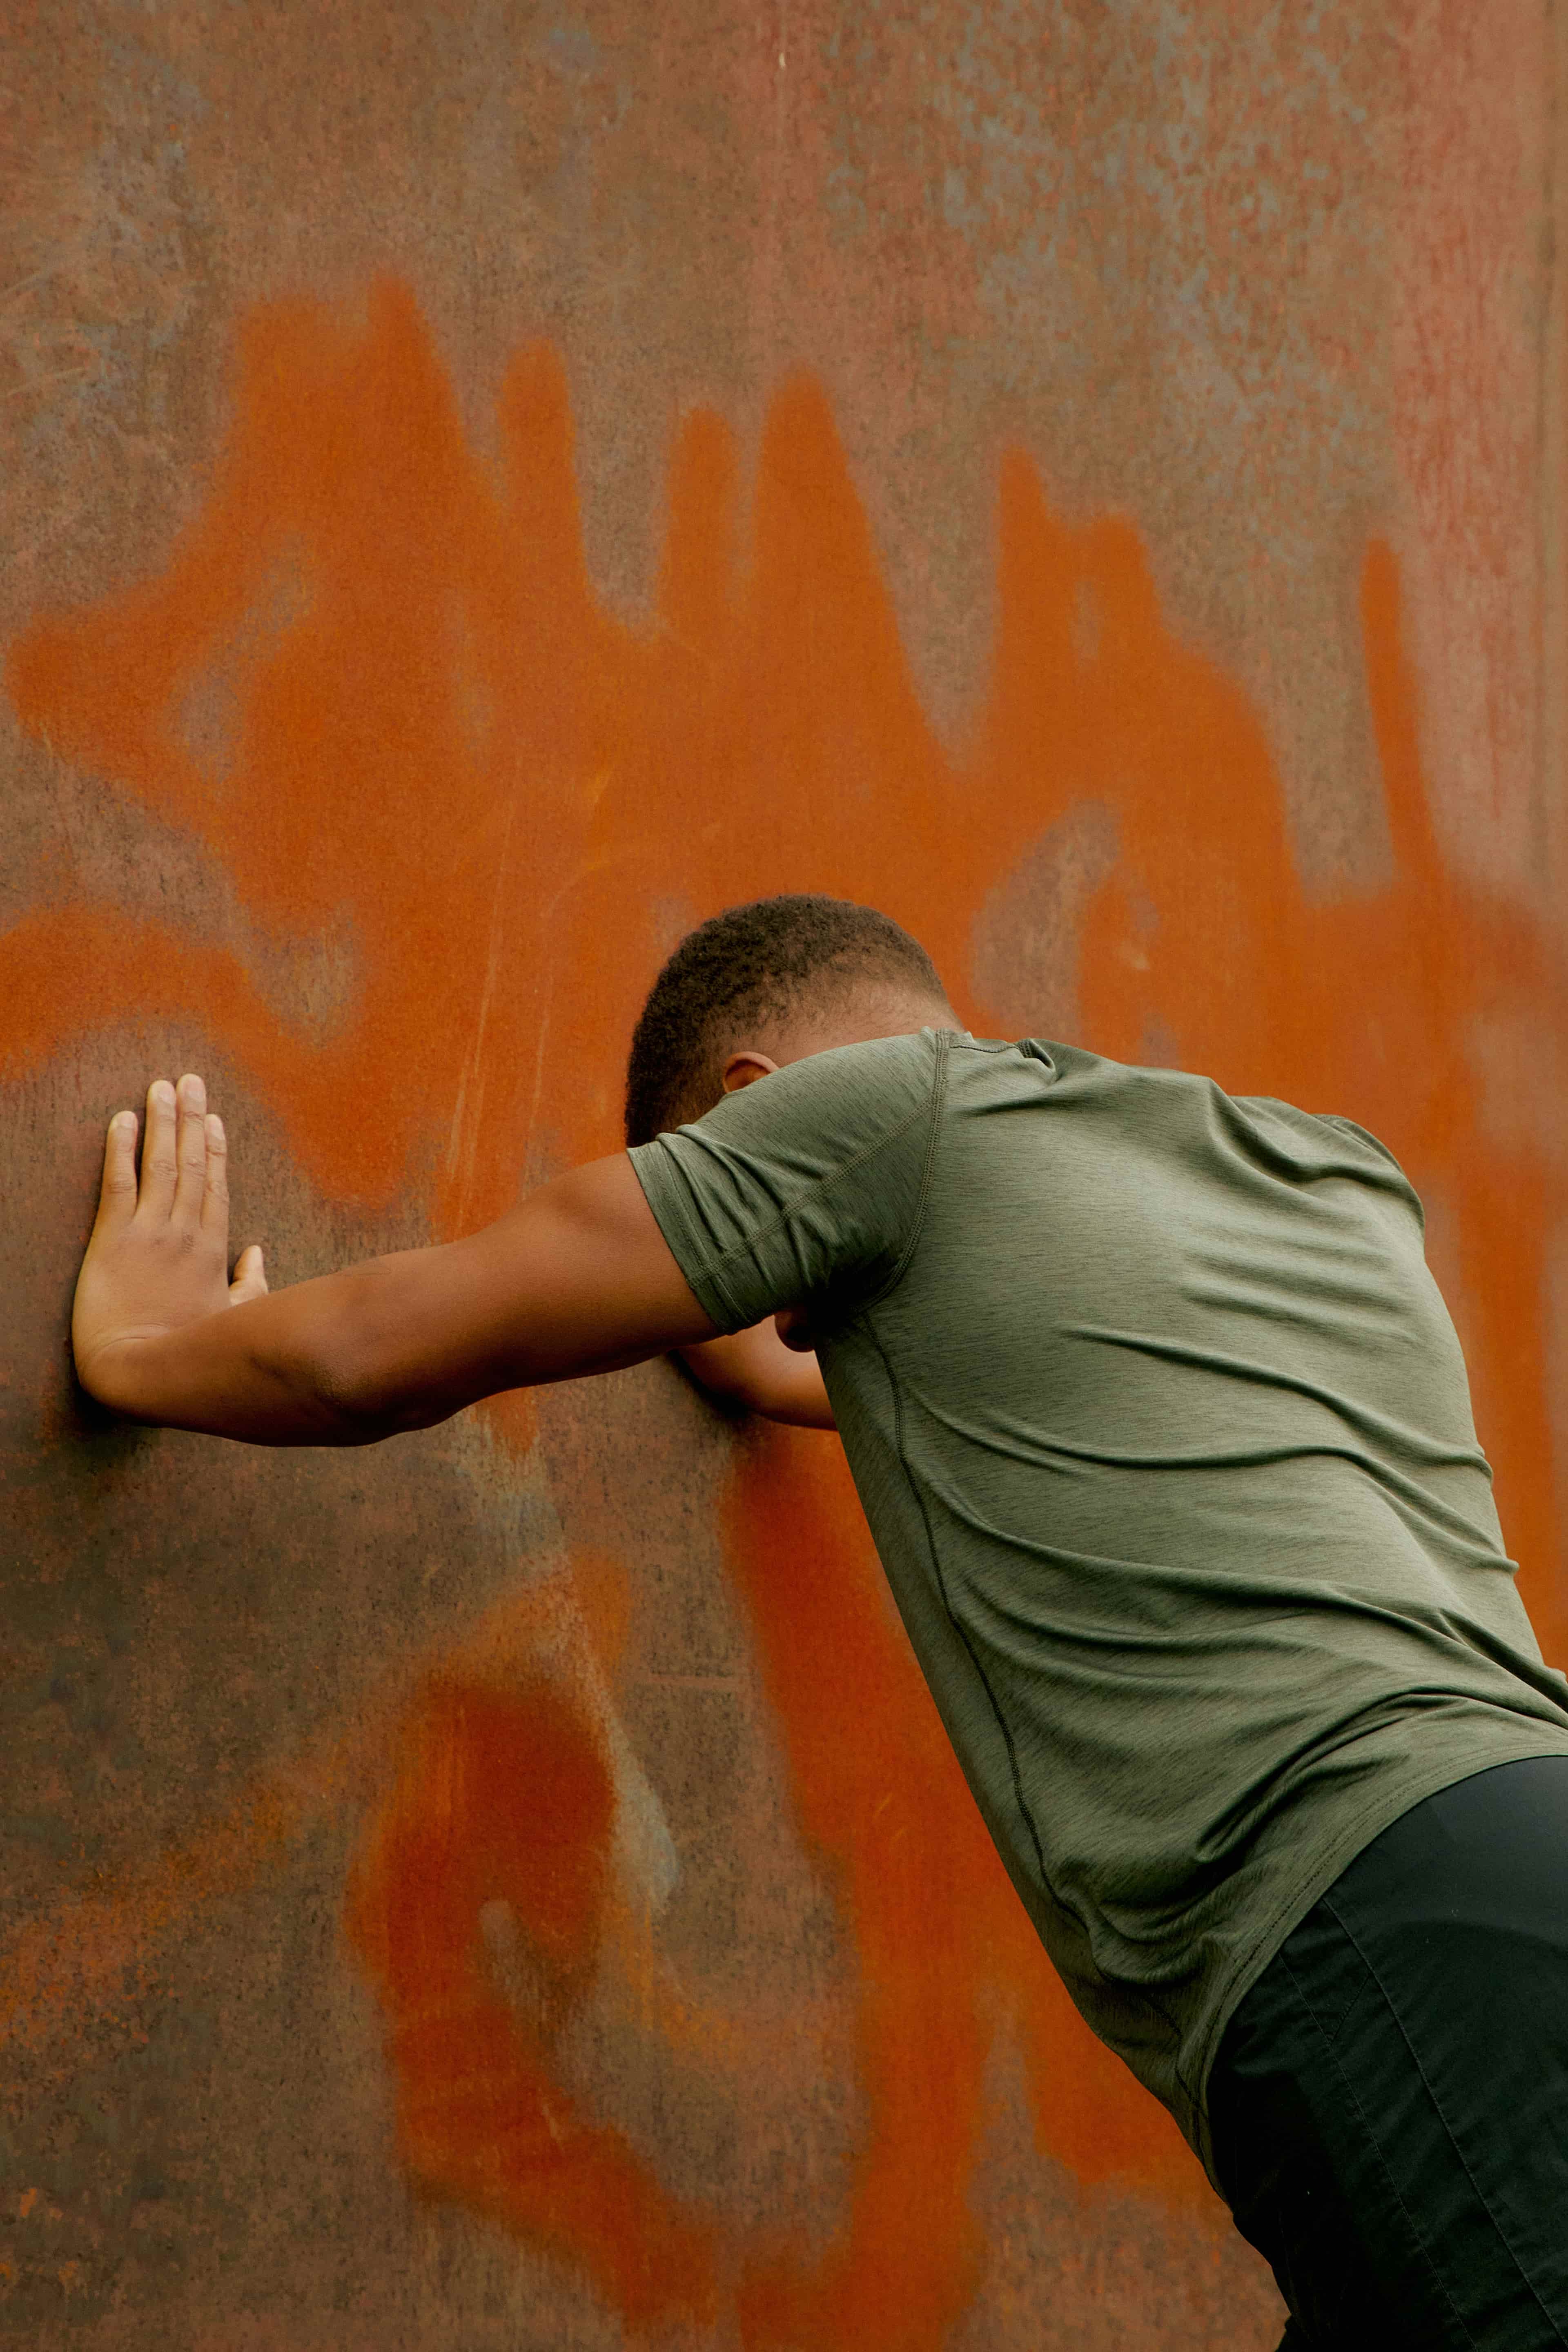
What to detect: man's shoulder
<box><xmin>686</xmin><ymin>1026</ymin><xmax>948</xmax><ymax>1155</ymax></box>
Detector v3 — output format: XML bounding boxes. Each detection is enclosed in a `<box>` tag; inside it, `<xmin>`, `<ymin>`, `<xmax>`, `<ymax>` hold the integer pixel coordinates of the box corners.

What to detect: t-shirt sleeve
<box><xmin>627</xmin><ymin>1028</ymin><xmax>945</xmax><ymax>1335</ymax></box>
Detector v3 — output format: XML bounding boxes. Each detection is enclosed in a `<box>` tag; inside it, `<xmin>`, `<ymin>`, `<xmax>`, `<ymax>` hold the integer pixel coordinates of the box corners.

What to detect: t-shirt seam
<box><xmin>705</xmin><ymin>1096</ymin><xmax>940</xmax><ymax>1326</ymax></box>
<box><xmin>841</xmin><ymin>1029</ymin><xmax>951</xmax><ymax>1325</ymax></box>
<box><xmin>645</xmin><ymin>1031</ymin><xmax>998</xmax><ymax>1330</ymax></box>
<box><xmin>638</xmin><ymin>1060</ymin><xmax>938</xmax><ymax>1330</ymax></box>
<box><xmin>1318</xmin><ymin>1111</ymin><xmax>1405</xmax><ymax>1165</ymax></box>
<box><xmin>626</xmin><ymin>1144</ymin><xmax>711</xmax><ymax>1301</ymax></box>
<box><xmin>861</xmin><ymin>1315</ymin><xmax>1063</xmax><ymax>1909</ymax></box>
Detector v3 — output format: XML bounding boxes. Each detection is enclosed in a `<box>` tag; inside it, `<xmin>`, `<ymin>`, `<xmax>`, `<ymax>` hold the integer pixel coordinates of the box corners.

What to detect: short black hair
<box><xmin>624</xmin><ymin>894</ymin><xmax>949</xmax><ymax>1144</ymax></box>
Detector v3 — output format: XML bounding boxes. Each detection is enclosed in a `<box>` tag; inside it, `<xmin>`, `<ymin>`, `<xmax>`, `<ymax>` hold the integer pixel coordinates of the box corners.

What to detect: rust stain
<box><xmin>5</xmin><ymin>279</ymin><xmax>1567</xmax><ymax>2339</ymax></box>
<box><xmin>0</xmin><ymin>1775</ymin><xmax>307</xmax><ymax>2072</ymax></box>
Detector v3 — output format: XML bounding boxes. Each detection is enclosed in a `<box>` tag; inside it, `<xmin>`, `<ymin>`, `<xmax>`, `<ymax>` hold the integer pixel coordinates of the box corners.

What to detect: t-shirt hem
<box><xmin>1183</xmin><ymin>1723</ymin><xmax>1568</xmax><ymax>2191</ymax></box>
<box><xmin>626</xmin><ymin>1144</ymin><xmax>747</xmax><ymax>1332</ymax></box>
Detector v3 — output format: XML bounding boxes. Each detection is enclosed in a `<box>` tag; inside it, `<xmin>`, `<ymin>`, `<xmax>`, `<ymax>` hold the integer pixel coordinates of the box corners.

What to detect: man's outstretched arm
<box><xmin>72</xmin><ymin>1073</ymin><xmax>721</xmax><ymax>1445</ymax></box>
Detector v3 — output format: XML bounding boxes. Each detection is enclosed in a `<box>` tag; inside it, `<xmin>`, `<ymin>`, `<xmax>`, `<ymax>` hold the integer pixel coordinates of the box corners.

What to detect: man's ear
<box><xmin>721</xmin><ymin>1051</ymin><xmax>779</xmax><ymax>1095</ymax></box>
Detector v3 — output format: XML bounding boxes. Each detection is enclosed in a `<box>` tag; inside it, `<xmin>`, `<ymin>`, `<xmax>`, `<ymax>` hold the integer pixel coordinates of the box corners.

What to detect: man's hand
<box><xmin>73</xmin><ymin>1074</ymin><xmax>268</xmax><ymax>1412</ymax></box>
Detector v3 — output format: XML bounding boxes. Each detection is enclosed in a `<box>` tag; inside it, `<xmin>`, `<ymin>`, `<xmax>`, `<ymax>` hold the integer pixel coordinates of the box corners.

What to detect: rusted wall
<box><xmin>3</xmin><ymin>5</ymin><xmax>1564</xmax><ymax>2345</ymax></box>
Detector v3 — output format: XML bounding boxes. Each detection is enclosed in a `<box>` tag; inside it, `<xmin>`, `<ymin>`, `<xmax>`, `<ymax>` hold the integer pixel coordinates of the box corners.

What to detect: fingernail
<box><xmin>113</xmin><ymin>1110</ymin><xmax>136</xmax><ymax>1131</ymax></box>
<box><xmin>207</xmin><ymin>1114</ymin><xmax>225</xmax><ymax>1140</ymax></box>
<box><xmin>151</xmin><ymin>1080</ymin><xmax>175</xmax><ymax>1105</ymax></box>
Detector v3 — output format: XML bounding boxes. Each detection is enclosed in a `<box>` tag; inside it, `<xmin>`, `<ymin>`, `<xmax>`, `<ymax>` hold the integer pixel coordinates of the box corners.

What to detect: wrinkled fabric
<box><xmin>631</xmin><ymin>1031</ymin><xmax>1568</xmax><ymax>2173</ymax></box>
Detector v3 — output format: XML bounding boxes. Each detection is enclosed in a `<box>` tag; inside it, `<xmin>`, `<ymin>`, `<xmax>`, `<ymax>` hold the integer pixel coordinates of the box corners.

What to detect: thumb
<box><xmin>229</xmin><ymin>1243</ymin><xmax>269</xmax><ymax>1305</ymax></box>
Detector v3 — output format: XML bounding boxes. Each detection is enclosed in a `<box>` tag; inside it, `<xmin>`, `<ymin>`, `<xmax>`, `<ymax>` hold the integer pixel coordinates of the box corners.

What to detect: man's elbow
<box><xmin>676</xmin><ymin>1339</ymin><xmax>746</xmax><ymax>1408</ymax></box>
<box><xmin>303</xmin><ymin>1364</ymin><xmax>407</xmax><ymax>1444</ymax></box>
<box><xmin>285</xmin><ymin>1277</ymin><xmax>443</xmax><ymax>1445</ymax></box>
<box><xmin>675</xmin><ymin>1334</ymin><xmax>835</xmax><ymax>1429</ymax></box>
<box><xmin>307</xmin><ymin>1345</ymin><xmax>451</xmax><ymax>1443</ymax></box>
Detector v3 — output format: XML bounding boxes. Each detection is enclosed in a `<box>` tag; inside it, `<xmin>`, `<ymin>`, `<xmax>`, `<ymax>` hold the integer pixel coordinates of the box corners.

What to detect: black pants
<box><xmin>1208</xmin><ymin>1756</ymin><xmax>1568</xmax><ymax>2350</ymax></box>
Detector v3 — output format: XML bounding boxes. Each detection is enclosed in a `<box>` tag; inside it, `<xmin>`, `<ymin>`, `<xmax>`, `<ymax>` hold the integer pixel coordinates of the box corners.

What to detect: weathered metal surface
<box><xmin>2</xmin><ymin>5</ymin><xmax>1562</xmax><ymax>2345</ymax></box>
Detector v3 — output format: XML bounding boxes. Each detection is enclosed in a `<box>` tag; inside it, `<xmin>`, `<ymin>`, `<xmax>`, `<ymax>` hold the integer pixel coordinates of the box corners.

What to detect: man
<box><xmin>72</xmin><ymin>893</ymin><xmax>1568</xmax><ymax>2348</ymax></box>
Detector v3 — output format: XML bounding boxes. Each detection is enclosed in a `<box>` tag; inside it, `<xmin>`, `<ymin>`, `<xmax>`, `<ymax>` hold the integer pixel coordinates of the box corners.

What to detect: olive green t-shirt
<box><xmin>629</xmin><ymin>1029</ymin><xmax>1568</xmax><ymax>2180</ymax></box>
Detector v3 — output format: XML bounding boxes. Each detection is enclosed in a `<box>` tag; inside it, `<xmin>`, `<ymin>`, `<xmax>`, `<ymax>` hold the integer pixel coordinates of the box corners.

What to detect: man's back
<box><xmin>630</xmin><ymin>1028</ymin><xmax>1568</xmax><ymax>2172</ymax></box>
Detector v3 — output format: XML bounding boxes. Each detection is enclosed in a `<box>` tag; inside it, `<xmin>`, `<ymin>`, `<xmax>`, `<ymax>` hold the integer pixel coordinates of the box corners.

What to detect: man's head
<box><xmin>624</xmin><ymin>894</ymin><xmax>954</xmax><ymax>1144</ymax></box>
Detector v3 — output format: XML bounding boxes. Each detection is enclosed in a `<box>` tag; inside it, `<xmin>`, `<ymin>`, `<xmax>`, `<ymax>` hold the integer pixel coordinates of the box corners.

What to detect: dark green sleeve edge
<box><xmin>626</xmin><ymin>1141</ymin><xmax>748</xmax><ymax>1334</ymax></box>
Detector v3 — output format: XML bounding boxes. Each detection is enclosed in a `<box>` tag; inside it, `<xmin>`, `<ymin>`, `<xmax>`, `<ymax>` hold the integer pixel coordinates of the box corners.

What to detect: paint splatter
<box><xmin>5</xmin><ymin>278</ymin><xmax>1566</xmax><ymax>2341</ymax></box>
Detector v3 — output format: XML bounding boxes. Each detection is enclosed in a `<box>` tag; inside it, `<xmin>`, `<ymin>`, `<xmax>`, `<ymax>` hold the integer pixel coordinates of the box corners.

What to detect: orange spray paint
<box><xmin>5</xmin><ymin>280</ymin><xmax>1566</xmax><ymax>2340</ymax></box>
<box><xmin>345</xmin><ymin>1664</ymin><xmax>721</xmax><ymax>2330</ymax></box>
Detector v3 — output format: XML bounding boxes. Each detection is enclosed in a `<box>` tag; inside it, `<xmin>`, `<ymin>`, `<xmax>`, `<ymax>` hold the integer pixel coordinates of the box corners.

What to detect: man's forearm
<box><xmin>79</xmin><ymin>1262</ymin><xmax>414</xmax><ymax>1444</ymax></box>
<box><xmin>80</xmin><ymin>1227</ymin><xmax>672</xmax><ymax>1446</ymax></box>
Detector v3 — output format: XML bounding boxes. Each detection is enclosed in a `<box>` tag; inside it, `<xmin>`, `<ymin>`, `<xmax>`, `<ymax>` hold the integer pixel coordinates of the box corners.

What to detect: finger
<box><xmin>95</xmin><ymin>1110</ymin><xmax>140</xmax><ymax>1232</ymax></box>
<box><xmin>229</xmin><ymin>1243</ymin><xmax>268</xmax><ymax>1304</ymax></box>
<box><xmin>137</xmin><ymin>1078</ymin><xmax>179</xmax><ymax>1218</ymax></box>
<box><xmin>200</xmin><ymin>1111</ymin><xmax>229</xmax><ymax>1236</ymax></box>
<box><xmin>171</xmin><ymin>1072</ymin><xmax>209</xmax><ymax>1228</ymax></box>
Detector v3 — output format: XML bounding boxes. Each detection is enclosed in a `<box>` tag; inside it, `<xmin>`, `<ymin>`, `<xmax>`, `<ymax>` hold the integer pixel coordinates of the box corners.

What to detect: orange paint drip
<box><xmin>344</xmin><ymin>1667</ymin><xmax>720</xmax><ymax>2330</ymax></box>
<box><xmin>6</xmin><ymin>280</ymin><xmax>1566</xmax><ymax>2338</ymax></box>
